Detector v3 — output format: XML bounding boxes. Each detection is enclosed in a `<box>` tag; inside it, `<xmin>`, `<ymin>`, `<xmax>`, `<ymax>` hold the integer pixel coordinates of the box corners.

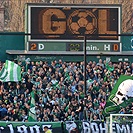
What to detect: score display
<box><xmin>26</xmin><ymin>4</ymin><xmax>121</xmax><ymax>42</ymax></box>
<box><xmin>28</xmin><ymin>42</ymin><xmax>121</xmax><ymax>54</ymax></box>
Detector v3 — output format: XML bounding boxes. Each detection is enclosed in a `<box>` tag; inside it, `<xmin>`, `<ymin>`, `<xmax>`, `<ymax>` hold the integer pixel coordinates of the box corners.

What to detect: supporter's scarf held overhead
<box><xmin>104</xmin><ymin>61</ymin><xmax>114</xmax><ymax>81</ymax></box>
<box><xmin>0</xmin><ymin>60</ymin><xmax>21</xmax><ymax>82</ymax></box>
<box><xmin>28</xmin><ymin>91</ymin><xmax>37</xmax><ymax>122</ymax></box>
<box><xmin>105</xmin><ymin>62</ymin><xmax>114</xmax><ymax>72</ymax></box>
<box><xmin>103</xmin><ymin>75</ymin><xmax>133</xmax><ymax>117</ymax></box>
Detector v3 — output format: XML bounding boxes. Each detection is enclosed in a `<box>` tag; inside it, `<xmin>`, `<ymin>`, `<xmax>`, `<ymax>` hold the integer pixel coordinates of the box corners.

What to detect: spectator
<box><xmin>76</xmin><ymin>99</ymin><xmax>84</xmax><ymax>121</ymax></box>
<box><xmin>43</xmin><ymin>126</ymin><xmax>52</xmax><ymax>133</ymax></box>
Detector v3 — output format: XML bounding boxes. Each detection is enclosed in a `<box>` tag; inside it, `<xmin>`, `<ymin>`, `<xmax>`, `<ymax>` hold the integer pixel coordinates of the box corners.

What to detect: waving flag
<box><xmin>0</xmin><ymin>60</ymin><xmax>21</xmax><ymax>82</ymax></box>
<box><xmin>103</xmin><ymin>75</ymin><xmax>133</xmax><ymax>117</ymax></box>
<box><xmin>28</xmin><ymin>91</ymin><xmax>37</xmax><ymax>122</ymax></box>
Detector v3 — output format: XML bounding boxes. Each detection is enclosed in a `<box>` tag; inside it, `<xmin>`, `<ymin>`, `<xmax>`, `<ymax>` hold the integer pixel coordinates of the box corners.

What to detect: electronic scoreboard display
<box><xmin>26</xmin><ymin>4</ymin><xmax>121</xmax><ymax>53</ymax></box>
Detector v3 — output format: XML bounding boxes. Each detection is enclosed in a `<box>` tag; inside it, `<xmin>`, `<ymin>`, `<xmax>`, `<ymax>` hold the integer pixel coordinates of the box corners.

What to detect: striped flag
<box><xmin>0</xmin><ymin>60</ymin><xmax>21</xmax><ymax>82</ymax></box>
<box><xmin>28</xmin><ymin>91</ymin><xmax>37</xmax><ymax>122</ymax></box>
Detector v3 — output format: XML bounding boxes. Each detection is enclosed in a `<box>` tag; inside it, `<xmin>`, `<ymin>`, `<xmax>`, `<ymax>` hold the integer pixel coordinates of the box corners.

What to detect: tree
<box><xmin>1</xmin><ymin>0</ymin><xmax>133</xmax><ymax>33</ymax></box>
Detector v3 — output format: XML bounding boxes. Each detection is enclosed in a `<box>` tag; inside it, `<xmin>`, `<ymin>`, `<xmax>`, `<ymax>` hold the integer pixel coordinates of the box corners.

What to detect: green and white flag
<box><xmin>0</xmin><ymin>60</ymin><xmax>21</xmax><ymax>82</ymax></box>
<box><xmin>103</xmin><ymin>75</ymin><xmax>133</xmax><ymax>117</ymax></box>
<box><xmin>28</xmin><ymin>91</ymin><xmax>37</xmax><ymax>122</ymax></box>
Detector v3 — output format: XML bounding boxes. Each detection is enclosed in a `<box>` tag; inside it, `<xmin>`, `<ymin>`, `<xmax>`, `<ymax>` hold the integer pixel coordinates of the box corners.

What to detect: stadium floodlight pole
<box><xmin>84</xmin><ymin>35</ymin><xmax>87</xmax><ymax>120</ymax></box>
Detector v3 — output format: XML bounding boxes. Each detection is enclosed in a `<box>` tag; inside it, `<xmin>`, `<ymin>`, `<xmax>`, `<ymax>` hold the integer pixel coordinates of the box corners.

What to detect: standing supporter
<box><xmin>26</xmin><ymin>79</ymin><xmax>33</xmax><ymax>93</ymax></box>
<box><xmin>69</xmin><ymin>111</ymin><xmax>78</xmax><ymax>121</ymax></box>
<box><xmin>76</xmin><ymin>99</ymin><xmax>84</xmax><ymax>121</ymax></box>
<box><xmin>96</xmin><ymin>59</ymin><xmax>105</xmax><ymax>68</ymax></box>
<box><xmin>0</xmin><ymin>84</ymin><xmax>3</xmax><ymax>101</ymax></box>
<box><xmin>100</xmin><ymin>98</ymin><xmax>106</xmax><ymax>109</ymax></box>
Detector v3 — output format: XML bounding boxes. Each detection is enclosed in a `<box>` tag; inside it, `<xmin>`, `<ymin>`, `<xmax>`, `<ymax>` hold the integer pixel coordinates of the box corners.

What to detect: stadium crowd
<box><xmin>0</xmin><ymin>59</ymin><xmax>133</xmax><ymax>122</ymax></box>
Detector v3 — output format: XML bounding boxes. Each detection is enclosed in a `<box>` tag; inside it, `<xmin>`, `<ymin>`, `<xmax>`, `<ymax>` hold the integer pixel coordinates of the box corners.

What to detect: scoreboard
<box><xmin>25</xmin><ymin>4</ymin><xmax>121</xmax><ymax>53</ymax></box>
<box><xmin>28</xmin><ymin>42</ymin><xmax>121</xmax><ymax>54</ymax></box>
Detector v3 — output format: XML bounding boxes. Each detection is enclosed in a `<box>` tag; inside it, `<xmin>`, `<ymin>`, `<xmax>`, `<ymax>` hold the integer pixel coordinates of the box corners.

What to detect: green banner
<box><xmin>0</xmin><ymin>121</ymin><xmax>62</xmax><ymax>133</ymax></box>
<box><xmin>103</xmin><ymin>75</ymin><xmax>133</xmax><ymax>117</ymax></box>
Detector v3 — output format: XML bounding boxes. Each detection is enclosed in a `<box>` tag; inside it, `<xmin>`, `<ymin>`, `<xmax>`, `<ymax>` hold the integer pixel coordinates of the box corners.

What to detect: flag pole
<box><xmin>84</xmin><ymin>35</ymin><xmax>87</xmax><ymax>120</ymax></box>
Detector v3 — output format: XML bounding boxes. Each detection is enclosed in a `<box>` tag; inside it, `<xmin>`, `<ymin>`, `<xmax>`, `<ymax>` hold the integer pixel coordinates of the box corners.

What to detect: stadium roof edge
<box><xmin>6</xmin><ymin>50</ymin><xmax>132</xmax><ymax>55</ymax></box>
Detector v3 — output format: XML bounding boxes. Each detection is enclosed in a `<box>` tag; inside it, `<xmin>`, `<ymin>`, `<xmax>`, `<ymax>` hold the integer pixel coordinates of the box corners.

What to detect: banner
<box><xmin>103</xmin><ymin>75</ymin><xmax>133</xmax><ymax>117</ymax></box>
<box><xmin>0</xmin><ymin>120</ymin><xmax>133</xmax><ymax>133</ymax></box>
<box><xmin>65</xmin><ymin>121</ymin><xmax>133</xmax><ymax>133</ymax></box>
<box><xmin>111</xmin><ymin>121</ymin><xmax>133</xmax><ymax>133</ymax></box>
<box><xmin>0</xmin><ymin>121</ymin><xmax>62</xmax><ymax>133</ymax></box>
<box><xmin>65</xmin><ymin>121</ymin><xmax>106</xmax><ymax>133</ymax></box>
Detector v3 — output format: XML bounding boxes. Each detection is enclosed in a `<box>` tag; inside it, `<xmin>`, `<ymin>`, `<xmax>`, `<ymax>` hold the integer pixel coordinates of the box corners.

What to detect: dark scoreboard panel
<box><xmin>26</xmin><ymin>4</ymin><xmax>121</xmax><ymax>42</ymax></box>
<box><xmin>26</xmin><ymin>4</ymin><xmax>121</xmax><ymax>53</ymax></box>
